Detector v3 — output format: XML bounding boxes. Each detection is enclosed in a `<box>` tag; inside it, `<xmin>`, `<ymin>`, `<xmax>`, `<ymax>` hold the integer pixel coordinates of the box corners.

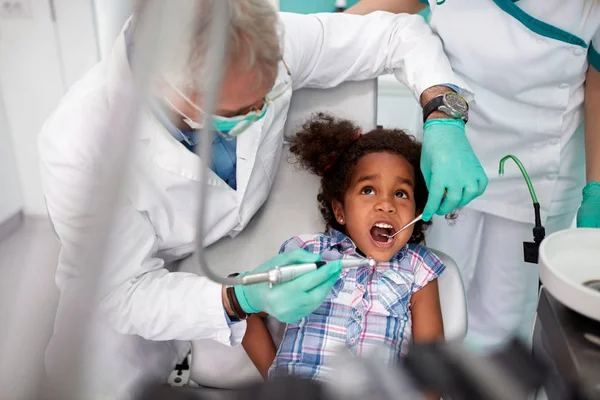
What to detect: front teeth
<box><xmin>374</xmin><ymin>222</ymin><xmax>393</xmax><ymax>229</ymax></box>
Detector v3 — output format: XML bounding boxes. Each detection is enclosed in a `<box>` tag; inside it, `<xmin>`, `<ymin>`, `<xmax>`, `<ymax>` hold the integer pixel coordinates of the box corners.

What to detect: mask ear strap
<box><xmin>168</xmin><ymin>82</ymin><xmax>204</xmax><ymax>112</ymax></box>
<box><xmin>163</xmin><ymin>96</ymin><xmax>204</xmax><ymax>130</ymax></box>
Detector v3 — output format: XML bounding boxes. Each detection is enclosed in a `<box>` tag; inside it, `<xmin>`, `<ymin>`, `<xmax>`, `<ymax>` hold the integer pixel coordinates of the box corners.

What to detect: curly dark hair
<box><xmin>289</xmin><ymin>112</ymin><xmax>431</xmax><ymax>245</ymax></box>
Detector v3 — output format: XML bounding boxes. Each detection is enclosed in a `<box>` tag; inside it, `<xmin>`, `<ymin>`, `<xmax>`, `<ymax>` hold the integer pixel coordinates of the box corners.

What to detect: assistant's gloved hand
<box><xmin>420</xmin><ymin>119</ymin><xmax>488</xmax><ymax>222</ymax></box>
<box><xmin>577</xmin><ymin>181</ymin><xmax>600</xmax><ymax>228</ymax></box>
<box><xmin>234</xmin><ymin>249</ymin><xmax>342</xmax><ymax>323</ymax></box>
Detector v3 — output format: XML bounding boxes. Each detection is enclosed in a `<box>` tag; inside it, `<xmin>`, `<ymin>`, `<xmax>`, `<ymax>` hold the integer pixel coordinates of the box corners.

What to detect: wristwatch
<box><xmin>422</xmin><ymin>92</ymin><xmax>469</xmax><ymax>123</ymax></box>
<box><xmin>225</xmin><ymin>273</ymin><xmax>249</xmax><ymax>322</ymax></box>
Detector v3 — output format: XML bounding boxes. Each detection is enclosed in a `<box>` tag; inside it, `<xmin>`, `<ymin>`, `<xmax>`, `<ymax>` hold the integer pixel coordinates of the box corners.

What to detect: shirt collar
<box><xmin>326</xmin><ymin>228</ymin><xmax>407</xmax><ymax>263</ymax></box>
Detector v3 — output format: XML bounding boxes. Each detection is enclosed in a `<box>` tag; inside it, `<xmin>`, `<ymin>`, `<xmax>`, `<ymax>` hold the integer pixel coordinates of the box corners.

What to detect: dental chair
<box><xmin>182</xmin><ymin>79</ymin><xmax>467</xmax><ymax>390</ymax></box>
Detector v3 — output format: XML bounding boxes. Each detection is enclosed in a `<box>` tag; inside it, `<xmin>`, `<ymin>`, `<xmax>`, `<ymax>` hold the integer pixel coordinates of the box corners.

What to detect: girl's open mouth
<box><xmin>369</xmin><ymin>222</ymin><xmax>395</xmax><ymax>246</ymax></box>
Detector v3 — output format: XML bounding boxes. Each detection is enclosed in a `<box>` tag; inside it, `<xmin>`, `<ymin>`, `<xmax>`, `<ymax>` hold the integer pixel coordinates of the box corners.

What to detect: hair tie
<box><xmin>323</xmin><ymin>130</ymin><xmax>362</xmax><ymax>173</ymax></box>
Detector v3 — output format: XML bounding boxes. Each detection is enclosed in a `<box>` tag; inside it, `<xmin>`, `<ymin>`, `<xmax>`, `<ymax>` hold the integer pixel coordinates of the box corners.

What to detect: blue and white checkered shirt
<box><xmin>268</xmin><ymin>229</ymin><xmax>445</xmax><ymax>381</ymax></box>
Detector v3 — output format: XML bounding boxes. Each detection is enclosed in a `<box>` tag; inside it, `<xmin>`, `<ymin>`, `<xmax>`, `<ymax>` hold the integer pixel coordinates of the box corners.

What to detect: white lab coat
<box><xmin>420</xmin><ymin>0</ymin><xmax>600</xmax><ymax>349</ymax></box>
<box><xmin>39</xmin><ymin>11</ymin><xmax>469</xmax><ymax>399</ymax></box>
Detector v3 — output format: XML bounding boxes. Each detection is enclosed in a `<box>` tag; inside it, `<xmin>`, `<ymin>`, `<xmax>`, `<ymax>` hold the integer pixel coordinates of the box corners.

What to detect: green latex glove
<box><xmin>577</xmin><ymin>181</ymin><xmax>600</xmax><ymax>228</ymax></box>
<box><xmin>234</xmin><ymin>249</ymin><xmax>342</xmax><ymax>323</ymax></box>
<box><xmin>420</xmin><ymin>119</ymin><xmax>488</xmax><ymax>221</ymax></box>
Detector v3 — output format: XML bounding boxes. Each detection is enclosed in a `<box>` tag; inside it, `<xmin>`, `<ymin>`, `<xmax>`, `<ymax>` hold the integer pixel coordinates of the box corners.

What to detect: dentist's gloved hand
<box><xmin>421</xmin><ymin>119</ymin><xmax>488</xmax><ymax>222</ymax></box>
<box><xmin>234</xmin><ymin>249</ymin><xmax>342</xmax><ymax>323</ymax></box>
<box><xmin>577</xmin><ymin>181</ymin><xmax>600</xmax><ymax>228</ymax></box>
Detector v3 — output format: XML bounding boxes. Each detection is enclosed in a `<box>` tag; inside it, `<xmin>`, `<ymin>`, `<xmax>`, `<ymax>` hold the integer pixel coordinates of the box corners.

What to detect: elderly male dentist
<box><xmin>38</xmin><ymin>0</ymin><xmax>480</xmax><ymax>398</ymax></box>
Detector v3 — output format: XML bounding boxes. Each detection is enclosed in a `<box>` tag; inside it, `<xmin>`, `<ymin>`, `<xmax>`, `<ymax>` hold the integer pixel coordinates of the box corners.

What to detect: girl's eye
<box><xmin>396</xmin><ymin>190</ymin><xmax>408</xmax><ymax>199</ymax></box>
<box><xmin>361</xmin><ymin>187</ymin><xmax>375</xmax><ymax>195</ymax></box>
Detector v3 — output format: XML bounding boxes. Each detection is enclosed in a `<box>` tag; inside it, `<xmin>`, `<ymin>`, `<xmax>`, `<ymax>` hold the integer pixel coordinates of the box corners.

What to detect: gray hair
<box><xmin>137</xmin><ymin>0</ymin><xmax>282</xmax><ymax>91</ymax></box>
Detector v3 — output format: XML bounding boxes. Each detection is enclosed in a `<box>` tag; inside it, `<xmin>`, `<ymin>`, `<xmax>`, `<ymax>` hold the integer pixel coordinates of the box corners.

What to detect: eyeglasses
<box><xmin>213</xmin><ymin>59</ymin><xmax>292</xmax><ymax>139</ymax></box>
<box><xmin>264</xmin><ymin>59</ymin><xmax>292</xmax><ymax>105</ymax></box>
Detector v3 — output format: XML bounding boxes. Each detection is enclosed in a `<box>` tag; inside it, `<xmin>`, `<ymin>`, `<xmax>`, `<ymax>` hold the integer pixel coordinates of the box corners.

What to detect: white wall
<box><xmin>0</xmin><ymin>0</ymin><xmax>64</xmax><ymax>216</ymax></box>
<box><xmin>0</xmin><ymin>0</ymin><xmax>98</xmax><ymax>216</ymax></box>
<box><xmin>54</xmin><ymin>0</ymin><xmax>99</xmax><ymax>87</ymax></box>
<box><xmin>0</xmin><ymin>90</ymin><xmax>23</xmax><ymax>223</ymax></box>
<box><xmin>92</xmin><ymin>0</ymin><xmax>133</xmax><ymax>59</ymax></box>
<box><xmin>377</xmin><ymin>74</ymin><xmax>421</xmax><ymax>134</ymax></box>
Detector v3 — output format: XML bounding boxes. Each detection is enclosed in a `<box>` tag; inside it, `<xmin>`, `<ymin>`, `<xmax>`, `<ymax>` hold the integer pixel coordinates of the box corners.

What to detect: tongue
<box><xmin>370</xmin><ymin>227</ymin><xmax>389</xmax><ymax>242</ymax></box>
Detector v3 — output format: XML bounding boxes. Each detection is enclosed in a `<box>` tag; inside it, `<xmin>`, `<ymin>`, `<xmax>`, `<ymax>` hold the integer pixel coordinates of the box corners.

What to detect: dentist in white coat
<box><xmin>39</xmin><ymin>0</ymin><xmax>474</xmax><ymax>398</ymax></box>
<box><xmin>348</xmin><ymin>0</ymin><xmax>600</xmax><ymax>350</ymax></box>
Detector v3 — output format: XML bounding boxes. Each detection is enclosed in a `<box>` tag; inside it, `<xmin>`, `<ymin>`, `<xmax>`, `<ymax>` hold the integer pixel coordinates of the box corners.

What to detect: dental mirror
<box><xmin>379</xmin><ymin>214</ymin><xmax>423</xmax><ymax>239</ymax></box>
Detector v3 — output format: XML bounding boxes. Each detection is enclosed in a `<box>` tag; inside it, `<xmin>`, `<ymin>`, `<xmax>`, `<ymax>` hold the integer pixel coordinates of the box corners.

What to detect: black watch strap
<box><xmin>422</xmin><ymin>95</ymin><xmax>446</xmax><ymax>123</ymax></box>
<box><xmin>225</xmin><ymin>272</ymin><xmax>249</xmax><ymax>321</ymax></box>
<box><xmin>226</xmin><ymin>286</ymin><xmax>248</xmax><ymax>321</ymax></box>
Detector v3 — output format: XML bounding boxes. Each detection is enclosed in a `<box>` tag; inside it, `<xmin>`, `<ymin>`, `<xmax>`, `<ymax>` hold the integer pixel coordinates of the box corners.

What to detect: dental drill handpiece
<box><xmin>240</xmin><ymin>258</ymin><xmax>376</xmax><ymax>287</ymax></box>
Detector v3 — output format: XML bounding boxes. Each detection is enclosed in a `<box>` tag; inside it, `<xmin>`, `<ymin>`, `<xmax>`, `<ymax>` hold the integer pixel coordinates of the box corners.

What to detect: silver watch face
<box><xmin>444</xmin><ymin>93</ymin><xmax>468</xmax><ymax>115</ymax></box>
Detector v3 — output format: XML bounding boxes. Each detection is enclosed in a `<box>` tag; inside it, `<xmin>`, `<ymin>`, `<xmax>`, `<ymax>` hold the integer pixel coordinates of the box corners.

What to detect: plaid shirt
<box><xmin>268</xmin><ymin>229</ymin><xmax>445</xmax><ymax>381</ymax></box>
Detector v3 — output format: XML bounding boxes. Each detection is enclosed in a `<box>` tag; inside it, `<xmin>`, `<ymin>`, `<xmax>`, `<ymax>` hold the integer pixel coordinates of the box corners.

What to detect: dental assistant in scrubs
<box><xmin>38</xmin><ymin>0</ymin><xmax>474</xmax><ymax>397</ymax></box>
<box><xmin>348</xmin><ymin>0</ymin><xmax>600</xmax><ymax>349</ymax></box>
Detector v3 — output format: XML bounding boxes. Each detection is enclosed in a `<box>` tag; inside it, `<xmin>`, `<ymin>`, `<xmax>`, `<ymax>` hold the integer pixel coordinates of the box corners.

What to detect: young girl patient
<box><xmin>242</xmin><ymin>113</ymin><xmax>445</xmax><ymax>382</ymax></box>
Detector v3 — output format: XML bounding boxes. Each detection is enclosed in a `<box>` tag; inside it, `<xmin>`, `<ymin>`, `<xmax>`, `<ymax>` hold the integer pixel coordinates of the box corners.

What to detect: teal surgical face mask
<box><xmin>162</xmin><ymin>61</ymin><xmax>292</xmax><ymax>140</ymax></box>
<box><xmin>163</xmin><ymin>84</ymin><xmax>268</xmax><ymax>141</ymax></box>
<box><xmin>212</xmin><ymin>108</ymin><xmax>268</xmax><ymax>138</ymax></box>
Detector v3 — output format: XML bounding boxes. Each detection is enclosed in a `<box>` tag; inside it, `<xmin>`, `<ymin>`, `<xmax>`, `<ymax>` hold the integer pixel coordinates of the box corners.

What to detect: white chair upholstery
<box><xmin>185</xmin><ymin>80</ymin><xmax>467</xmax><ymax>389</ymax></box>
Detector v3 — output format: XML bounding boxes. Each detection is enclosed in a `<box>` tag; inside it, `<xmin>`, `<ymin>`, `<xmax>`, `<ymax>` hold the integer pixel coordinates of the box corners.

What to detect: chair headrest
<box><xmin>282</xmin><ymin>80</ymin><xmax>378</xmax><ymax>142</ymax></box>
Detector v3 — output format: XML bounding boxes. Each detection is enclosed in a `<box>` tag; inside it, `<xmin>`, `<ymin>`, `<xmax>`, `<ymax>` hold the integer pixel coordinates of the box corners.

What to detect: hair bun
<box><xmin>289</xmin><ymin>113</ymin><xmax>361</xmax><ymax>177</ymax></box>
